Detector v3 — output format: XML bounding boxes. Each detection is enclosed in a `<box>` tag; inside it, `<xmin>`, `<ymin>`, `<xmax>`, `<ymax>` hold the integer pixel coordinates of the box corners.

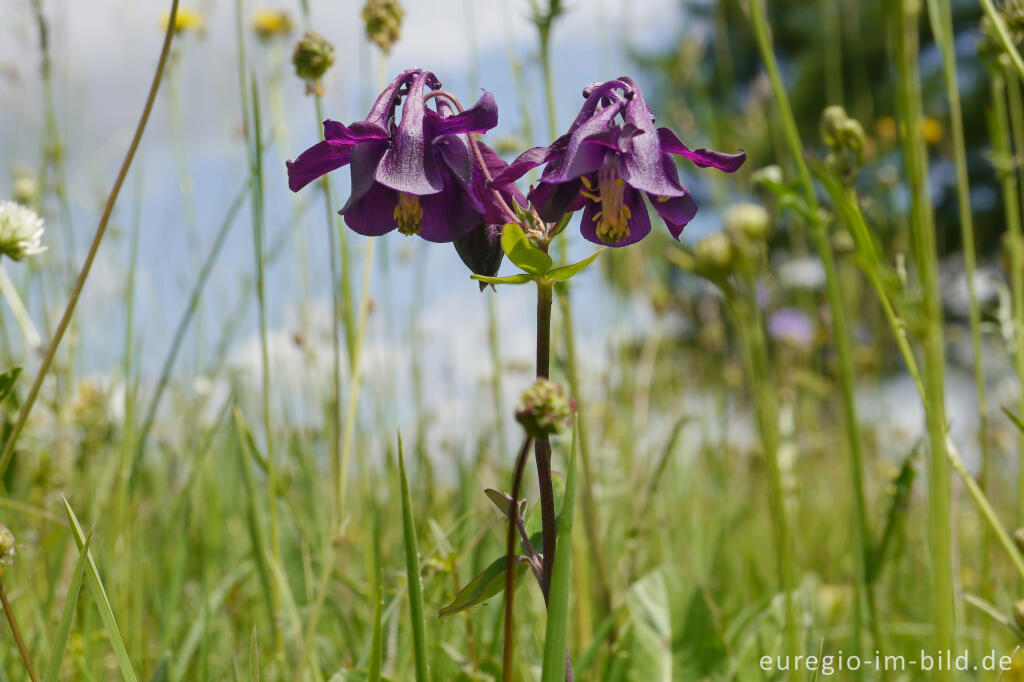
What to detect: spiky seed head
<box><xmin>515</xmin><ymin>378</ymin><xmax>574</xmax><ymax>439</ymax></box>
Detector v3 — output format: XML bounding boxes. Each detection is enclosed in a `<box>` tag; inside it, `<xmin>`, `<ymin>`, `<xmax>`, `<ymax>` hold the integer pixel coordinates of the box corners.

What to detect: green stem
<box><xmin>978</xmin><ymin>0</ymin><xmax>1024</xmax><ymax>80</ymax></box>
<box><xmin>749</xmin><ymin>0</ymin><xmax>883</xmax><ymax>665</ymax></box>
<box><xmin>1005</xmin><ymin>72</ymin><xmax>1024</xmax><ymax>531</ymax></box>
<box><xmin>891</xmin><ymin>0</ymin><xmax>956</xmax><ymax>671</ymax></box>
<box><xmin>0</xmin><ymin>0</ymin><xmax>180</xmax><ymax>479</ymax></box>
<box><xmin>0</xmin><ymin>577</ymin><xmax>39</xmax><ymax>682</ymax></box>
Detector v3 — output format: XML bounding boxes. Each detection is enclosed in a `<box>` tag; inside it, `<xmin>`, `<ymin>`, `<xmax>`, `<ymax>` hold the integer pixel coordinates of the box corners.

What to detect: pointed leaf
<box><xmin>471</xmin><ymin>272</ymin><xmax>535</xmax><ymax>286</ymax></box>
<box><xmin>484</xmin><ymin>488</ymin><xmax>527</xmax><ymax>520</ymax></box>
<box><xmin>397</xmin><ymin>435</ymin><xmax>428</xmax><ymax>682</ymax></box>
<box><xmin>501</xmin><ymin>223</ymin><xmax>552</xmax><ymax>274</ymax></box>
<box><xmin>44</xmin><ymin>532</ymin><xmax>93</xmax><ymax>682</ymax></box>
<box><xmin>439</xmin><ymin>554</ymin><xmax>529</xmax><ymax>617</ymax></box>
<box><xmin>546</xmin><ymin>248</ymin><xmax>606</xmax><ymax>281</ymax></box>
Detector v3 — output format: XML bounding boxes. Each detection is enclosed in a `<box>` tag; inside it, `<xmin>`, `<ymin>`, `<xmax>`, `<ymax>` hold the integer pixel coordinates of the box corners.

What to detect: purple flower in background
<box><xmin>491</xmin><ymin>77</ymin><xmax>745</xmax><ymax>247</ymax></box>
<box><xmin>767</xmin><ymin>308</ymin><xmax>815</xmax><ymax>350</ymax></box>
<box><xmin>287</xmin><ymin>68</ymin><xmax>499</xmax><ymax>242</ymax></box>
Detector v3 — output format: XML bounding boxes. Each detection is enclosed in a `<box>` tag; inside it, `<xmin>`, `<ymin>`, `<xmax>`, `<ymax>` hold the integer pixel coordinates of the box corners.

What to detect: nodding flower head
<box><xmin>490</xmin><ymin>77</ymin><xmax>745</xmax><ymax>247</ymax></box>
<box><xmin>287</xmin><ymin>68</ymin><xmax>508</xmax><ymax>243</ymax></box>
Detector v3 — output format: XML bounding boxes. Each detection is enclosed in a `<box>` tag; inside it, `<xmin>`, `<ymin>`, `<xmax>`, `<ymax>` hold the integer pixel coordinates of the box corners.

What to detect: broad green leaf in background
<box><xmin>625</xmin><ymin>571</ymin><xmax>673</xmax><ymax>682</ymax></box>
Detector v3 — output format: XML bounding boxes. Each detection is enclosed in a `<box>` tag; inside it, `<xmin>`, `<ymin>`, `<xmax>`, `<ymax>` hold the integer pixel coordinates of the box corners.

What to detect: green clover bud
<box><xmin>362</xmin><ymin>0</ymin><xmax>405</xmax><ymax>54</ymax></box>
<box><xmin>292</xmin><ymin>30</ymin><xmax>335</xmax><ymax>96</ymax></box>
<box><xmin>723</xmin><ymin>202</ymin><xmax>771</xmax><ymax>241</ymax></box>
<box><xmin>820</xmin><ymin>105</ymin><xmax>849</xmax><ymax>149</ymax></box>
<box><xmin>694</xmin><ymin>232</ymin><xmax>734</xmax><ymax>272</ymax></box>
<box><xmin>515</xmin><ymin>378</ymin><xmax>574</xmax><ymax>439</ymax></box>
<box><xmin>0</xmin><ymin>523</ymin><xmax>15</xmax><ymax>565</ymax></box>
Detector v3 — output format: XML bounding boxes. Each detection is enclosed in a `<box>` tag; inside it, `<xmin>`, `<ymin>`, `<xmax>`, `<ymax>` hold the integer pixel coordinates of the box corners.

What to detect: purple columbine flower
<box><xmin>491</xmin><ymin>77</ymin><xmax>745</xmax><ymax>247</ymax></box>
<box><xmin>286</xmin><ymin>68</ymin><xmax>501</xmax><ymax>242</ymax></box>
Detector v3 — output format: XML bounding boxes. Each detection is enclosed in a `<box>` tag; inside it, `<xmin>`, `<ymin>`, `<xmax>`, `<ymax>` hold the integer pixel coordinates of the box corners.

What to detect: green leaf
<box><xmin>483</xmin><ymin>488</ymin><xmax>527</xmax><ymax>520</ymax></box>
<box><xmin>439</xmin><ymin>554</ymin><xmax>528</xmax><ymax>617</ymax></box>
<box><xmin>62</xmin><ymin>497</ymin><xmax>139</xmax><ymax>682</ymax></box>
<box><xmin>249</xmin><ymin>625</ymin><xmax>259</xmax><ymax>682</ymax></box>
<box><xmin>470</xmin><ymin>273</ymin><xmax>535</xmax><ymax>286</ymax></box>
<box><xmin>0</xmin><ymin>367</ymin><xmax>20</xmax><ymax>405</ymax></box>
<box><xmin>501</xmin><ymin>224</ymin><xmax>552</xmax><ymax>274</ymax></box>
<box><xmin>44</xmin><ymin>532</ymin><xmax>93</xmax><ymax>682</ymax></box>
<box><xmin>397</xmin><ymin>434</ymin><xmax>429</xmax><ymax>682</ymax></box>
<box><xmin>540</xmin><ymin>424</ymin><xmax>578</xmax><ymax>682</ymax></box>
<box><xmin>546</xmin><ymin>248</ymin><xmax>606</xmax><ymax>281</ymax></box>
<box><xmin>624</xmin><ymin>571</ymin><xmax>673</xmax><ymax>682</ymax></box>
<box><xmin>147</xmin><ymin>657</ymin><xmax>169</xmax><ymax>682</ymax></box>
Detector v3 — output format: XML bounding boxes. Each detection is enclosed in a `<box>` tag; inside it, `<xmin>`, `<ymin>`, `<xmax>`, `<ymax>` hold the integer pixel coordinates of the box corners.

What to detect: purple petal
<box><xmin>375</xmin><ymin>70</ymin><xmax>444</xmax><ymax>195</ymax></box>
<box><xmin>529</xmin><ymin>179</ymin><xmax>585</xmax><ymax>223</ymax></box>
<box><xmin>542</xmin><ymin>100</ymin><xmax>624</xmax><ymax>184</ymax></box>
<box><xmin>454</xmin><ymin>223</ymin><xmax>504</xmax><ymax>287</ymax></box>
<box><xmin>340</xmin><ymin>140</ymin><xmax>389</xmax><ymax>213</ymax></box>
<box><xmin>657</xmin><ymin>128</ymin><xmax>746</xmax><ymax>172</ymax></box>
<box><xmin>286</xmin><ymin>140</ymin><xmax>353</xmax><ymax>192</ymax></box>
<box><xmin>579</xmin><ymin>184</ymin><xmax>650</xmax><ymax>247</ymax></box>
<box><xmin>364</xmin><ymin>68</ymin><xmax>440</xmax><ymax>129</ymax></box>
<box><xmin>473</xmin><ymin>141</ymin><xmax>527</xmax><ymax>224</ymax></box>
<box><xmin>418</xmin><ymin>176</ymin><xmax>481</xmax><ymax>242</ymax></box>
<box><xmin>342</xmin><ymin>182</ymin><xmax>398</xmax><ymax>236</ymax></box>
<box><xmin>427</xmin><ymin>91</ymin><xmax>498</xmax><ymax>138</ymax></box>
<box><xmin>323</xmin><ymin>119</ymin><xmax>389</xmax><ymax>143</ymax></box>
<box><xmin>648</xmin><ymin>191</ymin><xmax>698</xmax><ymax>240</ymax></box>
<box><xmin>488</xmin><ymin>145</ymin><xmax>559</xmax><ymax>186</ymax></box>
<box><xmin>567</xmin><ymin>79</ymin><xmax>632</xmax><ymax>134</ymax></box>
<box><xmin>614</xmin><ymin>85</ymin><xmax>687</xmax><ymax>197</ymax></box>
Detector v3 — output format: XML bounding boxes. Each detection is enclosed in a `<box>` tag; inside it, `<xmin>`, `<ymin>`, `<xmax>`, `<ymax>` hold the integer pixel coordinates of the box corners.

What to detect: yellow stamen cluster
<box><xmin>394</xmin><ymin>193</ymin><xmax>424</xmax><ymax>236</ymax></box>
<box><xmin>580</xmin><ymin>170</ymin><xmax>631</xmax><ymax>244</ymax></box>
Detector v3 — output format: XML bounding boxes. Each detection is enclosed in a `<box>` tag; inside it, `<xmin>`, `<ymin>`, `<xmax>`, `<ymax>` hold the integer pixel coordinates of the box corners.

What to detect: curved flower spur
<box><xmin>287</xmin><ymin>67</ymin><xmax>520</xmax><ymax>249</ymax></box>
<box><xmin>490</xmin><ymin>77</ymin><xmax>747</xmax><ymax>247</ymax></box>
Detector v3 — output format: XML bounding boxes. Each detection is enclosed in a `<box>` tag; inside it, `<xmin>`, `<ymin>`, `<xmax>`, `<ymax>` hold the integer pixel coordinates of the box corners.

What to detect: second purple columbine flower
<box><xmin>287</xmin><ymin>68</ymin><xmax>504</xmax><ymax>243</ymax></box>
<box><xmin>491</xmin><ymin>77</ymin><xmax>746</xmax><ymax>247</ymax></box>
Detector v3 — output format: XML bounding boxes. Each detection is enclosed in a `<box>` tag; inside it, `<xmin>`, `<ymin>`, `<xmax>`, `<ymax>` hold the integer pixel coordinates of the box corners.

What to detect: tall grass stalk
<box><xmin>748</xmin><ymin>0</ymin><xmax>883</xmax><ymax>665</ymax></box>
<box><xmin>891</xmin><ymin>0</ymin><xmax>956</xmax><ymax>671</ymax></box>
<box><xmin>926</xmin><ymin>0</ymin><xmax>992</xmax><ymax>639</ymax></box>
<box><xmin>0</xmin><ymin>0</ymin><xmax>180</xmax><ymax>479</ymax></box>
<box><xmin>978</xmin><ymin>0</ymin><xmax>1024</xmax><ymax>79</ymax></box>
<box><xmin>1004</xmin><ymin>72</ymin><xmax>1024</xmax><ymax>529</ymax></box>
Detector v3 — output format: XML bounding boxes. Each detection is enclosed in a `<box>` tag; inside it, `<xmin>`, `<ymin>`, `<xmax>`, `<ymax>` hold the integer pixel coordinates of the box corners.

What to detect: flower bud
<box><xmin>1014</xmin><ymin>599</ymin><xmax>1024</xmax><ymax>631</ymax></box>
<box><xmin>160</xmin><ymin>8</ymin><xmax>206</xmax><ymax>36</ymax></box>
<box><xmin>0</xmin><ymin>201</ymin><xmax>46</xmax><ymax>262</ymax></box>
<box><xmin>454</xmin><ymin>223</ymin><xmax>504</xmax><ymax>291</ymax></box>
<box><xmin>516</xmin><ymin>379</ymin><xmax>574</xmax><ymax>439</ymax></box>
<box><xmin>11</xmin><ymin>172</ymin><xmax>38</xmax><ymax>207</ymax></box>
<box><xmin>0</xmin><ymin>523</ymin><xmax>14</xmax><ymax>565</ymax></box>
<box><xmin>292</xmin><ymin>31</ymin><xmax>335</xmax><ymax>96</ymax></box>
<box><xmin>694</xmin><ymin>232</ymin><xmax>733</xmax><ymax>272</ymax></box>
<box><xmin>1014</xmin><ymin>527</ymin><xmax>1024</xmax><ymax>554</ymax></box>
<box><xmin>820</xmin><ymin>106</ymin><xmax>849</xmax><ymax>149</ymax></box>
<box><xmin>751</xmin><ymin>164</ymin><xmax>783</xmax><ymax>188</ymax></box>
<box><xmin>362</xmin><ymin>0</ymin><xmax>405</xmax><ymax>53</ymax></box>
<box><xmin>839</xmin><ymin>119</ymin><xmax>865</xmax><ymax>155</ymax></box>
<box><xmin>723</xmin><ymin>202</ymin><xmax>771</xmax><ymax>241</ymax></box>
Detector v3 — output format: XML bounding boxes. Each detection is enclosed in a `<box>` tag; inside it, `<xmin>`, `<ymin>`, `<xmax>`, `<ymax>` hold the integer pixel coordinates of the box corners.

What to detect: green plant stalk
<box><xmin>730</xmin><ymin>279</ymin><xmax>797</xmax><ymax>677</ymax></box>
<box><xmin>398</xmin><ymin>435</ymin><xmax>429</xmax><ymax>682</ymax></box>
<box><xmin>540</xmin><ymin>426</ymin><xmax>577</xmax><ymax>682</ymax></box>
<box><xmin>891</xmin><ymin>0</ymin><xmax>956</xmax><ymax>670</ymax></box>
<box><xmin>928</xmin><ymin>0</ymin><xmax>993</xmax><ymax>643</ymax></box>
<box><xmin>503</xmin><ymin>437</ymin><xmax>533</xmax><ymax>682</ymax></box>
<box><xmin>0</xmin><ymin>0</ymin><xmax>180</xmax><ymax>479</ymax></box>
<box><xmin>1005</xmin><ymin>72</ymin><xmax>1024</xmax><ymax>529</ymax></box>
<box><xmin>978</xmin><ymin>0</ymin><xmax>1024</xmax><ymax>80</ymax></box>
<box><xmin>249</xmin><ymin>75</ymin><xmax>281</xmax><ymax>584</ymax></box>
<box><xmin>0</xmin><ymin>575</ymin><xmax>40</xmax><ymax>682</ymax></box>
<box><xmin>749</xmin><ymin>0</ymin><xmax>882</xmax><ymax>663</ymax></box>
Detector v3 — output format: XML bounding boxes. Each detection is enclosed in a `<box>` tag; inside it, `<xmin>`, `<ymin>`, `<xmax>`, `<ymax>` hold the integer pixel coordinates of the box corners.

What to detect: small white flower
<box><xmin>0</xmin><ymin>201</ymin><xmax>46</xmax><ymax>262</ymax></box>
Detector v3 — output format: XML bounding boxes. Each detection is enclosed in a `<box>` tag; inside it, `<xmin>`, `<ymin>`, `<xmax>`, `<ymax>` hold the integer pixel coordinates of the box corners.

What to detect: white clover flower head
<box><xmin>0</xmin><ymin>201</ymin><xmax>46</xmax><ymax>262</ymax></box>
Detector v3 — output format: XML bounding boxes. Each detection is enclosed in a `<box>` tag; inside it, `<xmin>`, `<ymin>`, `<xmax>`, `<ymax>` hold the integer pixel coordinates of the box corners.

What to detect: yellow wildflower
<box><xmin>252</xmin><ymin>9</ymin><xmax>293</xmax><ymax>41</ymax></box>
<box><xmin>160</xmin><ymin>8</ymin><xmax>206</xmax><ymax>35</ymax></box>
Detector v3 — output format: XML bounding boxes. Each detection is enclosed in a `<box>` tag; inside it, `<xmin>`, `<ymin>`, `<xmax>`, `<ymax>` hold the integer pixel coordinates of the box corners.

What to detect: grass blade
<box><xmin>61</xmin><ymin>496</ymin><xmax>139</xmax><ymax>682</ymax></box>
<box><xmin>250</xmin><ymin>625</ymin><xmax>260</xmax><ymax>682</ymax></box>
<box><xmin>540</xmin><ymin>425</ymin><xmax>578</xmax><ymax>682</ymax></box>
<box><xmin>397</xmin><ymin>433</ymin><xmax>429</xmax><ymax>682</ymax></box>
<box><xmin>43</xmin><ymin>532</ymin><xmax>92</xmax><ymax>682</ymax></box>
